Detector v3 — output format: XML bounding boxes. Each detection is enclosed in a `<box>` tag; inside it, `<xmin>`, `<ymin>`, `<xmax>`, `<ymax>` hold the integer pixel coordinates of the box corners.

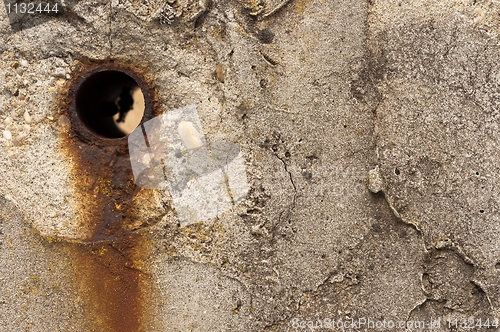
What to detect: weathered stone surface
<box><xmin>1</xmin><ymin>0</ymin><xmax>499</xmax><ymax>330</ymax></box>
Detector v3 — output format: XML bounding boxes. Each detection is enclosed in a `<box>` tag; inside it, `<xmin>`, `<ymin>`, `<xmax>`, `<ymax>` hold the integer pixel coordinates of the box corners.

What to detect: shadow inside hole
<box><xmin>75</xmin><ymin>70</ymin><xmax>145</xmax><ymax>139</ymax></box>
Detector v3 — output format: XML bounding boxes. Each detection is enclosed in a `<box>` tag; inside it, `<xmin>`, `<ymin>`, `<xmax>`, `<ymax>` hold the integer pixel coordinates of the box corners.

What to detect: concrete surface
<box><xmin>0</xmin><ymin>0</ymin><xmax>499</xmax><ymax>331</ymax></box>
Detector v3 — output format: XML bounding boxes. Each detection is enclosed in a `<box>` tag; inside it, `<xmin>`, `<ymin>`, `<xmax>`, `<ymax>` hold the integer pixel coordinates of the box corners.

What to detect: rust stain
<box><xmin>56</xmin><ymin>60</ymin><xmax>159</xmax><ymax>332</ymax></box>
<box><xmin>293</xmin><ymin>0</ymin><xmax>314</xmax><ymax>14</ymax></box>
<box><xmin>72</xmin><ymin>235</ymin><xmax>145</xmax><ymax>331</ymax></box>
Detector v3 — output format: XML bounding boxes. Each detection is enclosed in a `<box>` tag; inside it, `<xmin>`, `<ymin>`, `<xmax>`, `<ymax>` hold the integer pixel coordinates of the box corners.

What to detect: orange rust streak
<box><xmin>57</xmin><ymin>61</ymin><xmax>157</xmax><ymax>332</ymax></box>
<box><xmin>74</xmin><ymin>236</ymin><xmax>143</xmax><ymax>332</ymax></box>
<box><xmin>62</xmin><ymin>139</ymin><xmax>146</xmax><ymax>332</ymax></box>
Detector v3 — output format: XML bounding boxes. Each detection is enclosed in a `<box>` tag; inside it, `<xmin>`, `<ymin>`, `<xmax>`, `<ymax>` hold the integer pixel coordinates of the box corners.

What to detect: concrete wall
<box><xmin>0</xmin><ymin>0</ymin><xmax>499</xmax><ymax>331</ymax></box>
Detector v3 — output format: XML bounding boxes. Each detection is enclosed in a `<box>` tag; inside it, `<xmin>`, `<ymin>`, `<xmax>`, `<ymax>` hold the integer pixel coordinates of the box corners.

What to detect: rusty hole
<box><xmin>69</xmin><ymin>64</ymin><xmax>154</xmax><ymax>143</ymax></box>
<box><xmin>75</xmin><ymin>70</ymin><xmax>144</xmax><ymax>138</ymax></box>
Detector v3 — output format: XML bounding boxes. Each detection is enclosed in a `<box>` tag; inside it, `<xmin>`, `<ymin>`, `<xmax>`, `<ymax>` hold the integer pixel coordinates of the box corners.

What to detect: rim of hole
<box><xmin>68</xmin><ymin>63</ymin><xmax>155</xmax><ymax>146</ymax></box>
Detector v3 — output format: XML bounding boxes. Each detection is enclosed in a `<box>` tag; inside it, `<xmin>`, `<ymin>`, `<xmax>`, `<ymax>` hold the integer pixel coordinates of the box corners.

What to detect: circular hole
<box><xmin>395</xmin><ymin>168</ymin><xmax>400</xmax><ymax>175</ymax></box>
<box><xmin>480</xmin><ymin>209</ymin><xmax>484</xmax><ymax>213</ymax></box>
<box><xmin>75</xmin><ymin>70</ymin><xmax>145</xmax><ymax>139</ymax></box>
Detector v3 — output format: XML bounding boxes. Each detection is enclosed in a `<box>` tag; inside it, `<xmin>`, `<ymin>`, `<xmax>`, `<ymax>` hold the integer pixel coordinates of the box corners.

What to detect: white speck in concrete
<box><xmin>24</xmin><ymin>111</ymin><xmax>32</xmax><ymax>124</ymax></box>
<box><xmin>474</xmin><ymin>8</ymin><xmax>485</xmax><ymax>24</ymax></box>
<box><xmin>178</xmin><ymin>121</ymin><xmax>203</xmax><ymax>149</ymax></box>
<box><xmin>3</xmin><ymin>130</ymin><xmax>12</xmax><ymax>140</ymax></box>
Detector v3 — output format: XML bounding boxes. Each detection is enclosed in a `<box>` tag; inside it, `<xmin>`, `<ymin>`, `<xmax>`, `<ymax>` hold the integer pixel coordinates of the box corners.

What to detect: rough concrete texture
<box><xmin>0</xmin><ymin>0</ymin><xmax>499</xmax><ymax>331</ymax></box>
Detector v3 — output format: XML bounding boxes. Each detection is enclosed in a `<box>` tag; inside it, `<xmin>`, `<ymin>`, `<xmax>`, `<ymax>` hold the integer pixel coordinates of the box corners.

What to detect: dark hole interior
<box><xmin>75</xmin><ymin>70</ymin><xmax>145</xmax><ymax>139</ymax></box>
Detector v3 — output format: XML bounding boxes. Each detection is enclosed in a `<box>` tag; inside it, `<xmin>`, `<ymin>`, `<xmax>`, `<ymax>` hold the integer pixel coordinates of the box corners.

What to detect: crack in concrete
<box><xmin>405</xmin><ymin>298</ymin><xmax>429</xmax><ymax>323</ymax></box>
<box><xmin>471</xmin><ymin>279</ymin><xmax>495</xmax><ymax>312</ymax></box>
<box><xmin>274</xmin><ymin>153</ymin><xmax>297</xmax><ymax>213</ymax></box>
<box><xmin>368</xmin><ymin>64</ymin><xmax>433</xmax><ymax>327</ymax></box>
<box><xmin>363</xmin><ymin>2</ymin><xmax>438</xmax><ymax>315</ymax></box>
<box><xmin>365</xmin><ymin>22</ymin><xmax>499</xmax><ymax>317</ymax></box>
<box><xmin>379</xmin><ymin>185</ymin><xmax>495</xmax><ymax>317</ymax></box>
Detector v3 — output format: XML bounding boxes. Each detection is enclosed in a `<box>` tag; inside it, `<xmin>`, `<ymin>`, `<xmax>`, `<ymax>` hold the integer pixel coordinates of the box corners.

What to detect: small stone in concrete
<box><xmin>3</xmin><ymin>130</ymin><xmax>12</xmax><ymax>140</ymax></box>
<box><xmin>53</xmin><ymin>67</ymin><xmax>67</xmax><ymax>78</ymax></box>
<box><xmin>24</xmin><ymin>111</ymin><xmax>31</xmax><ymax>124</ymax></box>
<box><xmin>367</xmin><ymin>165</ymin><xmax>384</xmax><ymax>193</ymax></box>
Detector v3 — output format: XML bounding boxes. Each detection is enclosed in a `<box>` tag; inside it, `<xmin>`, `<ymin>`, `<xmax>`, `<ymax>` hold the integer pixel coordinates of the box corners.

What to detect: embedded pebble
<box><xmin>24</xmin><ymin>111</ymin><xmax>32</xmax><ymax>124</ymax></box>
<box><xmin>20</xmin><ymin>59</ymin><xmax>28</xmax><ymax>67</ymax></box>
<box><xmin>367</xmin><ymin>165</ymin><xmax>385</xmax><ymax>193</ymax></box>
<box><xmin>12</xmin><ymin>139</ymin><xmax>22</xmax><ymax>147</ymax></box>
<box><xmin>178</xmin><ymin>121</ymin><xmax>203</xmax><ymax>149</ymax></box>
<box><xmin>53</xmin><ymin>67</ymin><xmax>67</xmax><ymax>78</ymax></box>
<box><xmin>23</xmin><ymin>124</ymin><xmax>31</xmax><ymax>133</ymax></box>
<box><xmin>216</xmin><ymin>65</ymin><xmax>226</xmax><ymax>83</ymax></box>
<box><xmin>474</xmin><ymin>8</ymin><xmax>485</xmax><ymax>24</ymax></box>
<box><xmin>4</xmin><ymin>117</ymin><xmax>12</xmax><ymax>126</ymax></box>
<box><xmin>3</xmin><ymin>130</ymin><xmax>12</xmax><ymax>140</ymax></box>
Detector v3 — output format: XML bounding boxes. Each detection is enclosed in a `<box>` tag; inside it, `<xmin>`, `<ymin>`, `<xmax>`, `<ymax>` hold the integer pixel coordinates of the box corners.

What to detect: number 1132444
<box><xmin>6</xmin><ymin>2</ymin><xmax>59</xmax><ymax>14</ymax></box>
